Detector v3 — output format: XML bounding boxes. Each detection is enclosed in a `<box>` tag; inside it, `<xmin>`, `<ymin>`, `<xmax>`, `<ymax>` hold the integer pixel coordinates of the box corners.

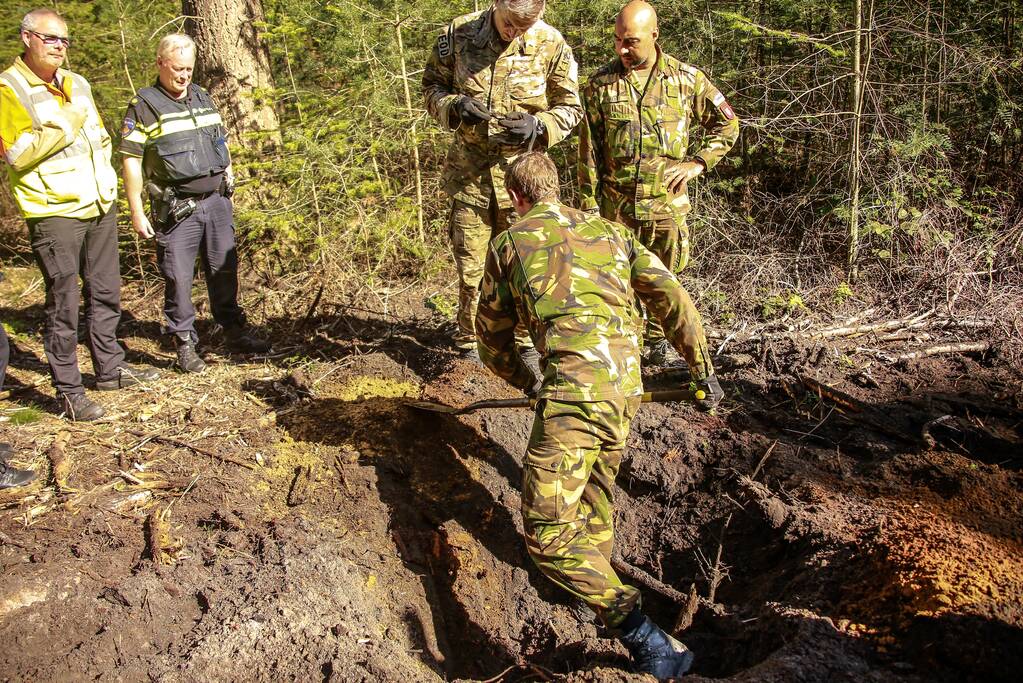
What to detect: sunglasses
<box><xmin>28</xmin><ymin>30</ymin><xmax>71</xmax><ymax>48</ymax></box>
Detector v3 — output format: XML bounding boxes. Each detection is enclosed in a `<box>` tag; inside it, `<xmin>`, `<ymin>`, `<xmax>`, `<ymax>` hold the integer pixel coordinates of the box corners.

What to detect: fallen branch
<box><xmin>899</xmin><ymin>341</ymin><xmax>990</xmax><ymax>361</ymax></box>
<box><xmin>704</xmin><ymin>310</ymin><xmax>993</xmax><ymax>345</ymax></box>
<box><xmin>612</xmin><ymin>555</ymin><xmax>689</xmax><ymax>604</ymax></box>
<box><xmin>126</xmin><ymin>430</ymin><xmax>256</xmax><ymax>470</ymax></box>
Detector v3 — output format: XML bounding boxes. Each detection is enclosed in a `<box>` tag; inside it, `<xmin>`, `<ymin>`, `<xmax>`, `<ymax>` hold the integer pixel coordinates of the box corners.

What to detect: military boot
<box><xmin>60</xmin><ymin>392</ymin><xmax>105</xmax><ymax>421</ymax></box>
<box><xmin>617</xmin><ymin>609</ymin><xmax>694</xmax><ymax>680</ymax></box>
<box><xmin>174</xmin><ymin>334</ymin><xmax>206</xmax><ymax>374</ymax></box>
<box><xmin>0</xmin><ymin>452</ymin><xmax>36</xmax><ymax>489</ymax></box>
<box><xmin>224</xmin><ymin>326</ymin><xmax>271</xmax><ymax>354</ymax></box>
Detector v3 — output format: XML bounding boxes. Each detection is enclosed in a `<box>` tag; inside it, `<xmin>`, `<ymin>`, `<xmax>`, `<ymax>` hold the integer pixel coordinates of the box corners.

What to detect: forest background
<box><xmin>0</xmin><ymin>0</ymin><xmax>1020</xmax><ymax>343</ymax></box>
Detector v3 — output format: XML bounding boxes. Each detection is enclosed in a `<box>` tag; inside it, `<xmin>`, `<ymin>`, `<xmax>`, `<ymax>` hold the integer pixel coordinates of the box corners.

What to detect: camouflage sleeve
<box><xmin>535</xmin><ymin>40</ymin><xmax>582</xmax><ymax>148</ymax></box>
<box><xmin>476</xmin><ymin>241</ymin><xmax>537</xmax><ymax>392</ymax></box>
<box><xmin>422</xmin><ymin>24</ymin><xmax>460</xmax><ymax>130</ymax></box>
<box><xmin>691</xmin><ymin>69</ymin><xmax>739</xmax><ymax>171</ymax></box>
<box><xmin>577</xmin><ymin>86</ymin><xmax>602</xmax><ymax>212</ymax></box>
<box><xmin>626</xmin><ymin>229</ymin><xmax>714</xmax><ymax>380</ymax></box>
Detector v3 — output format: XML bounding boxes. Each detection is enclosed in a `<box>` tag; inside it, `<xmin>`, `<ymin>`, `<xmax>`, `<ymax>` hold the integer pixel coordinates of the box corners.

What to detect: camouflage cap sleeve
<box><xmin>422</xmin><ymin>22</ymin><xmax>460</xmax><ymax>130</ymax></box>
<box><xmin>476</xmin><ymin>239</ymin><xmax>537</xmax><ymax>392</ymax></box>
<box><xmin>625</xmin><ymin>229</ymin><xmax>714</xmax><ymax>380</ymax></box>
<box><xmin>533</xmin><ymin>39</ymin><xmax>583</xmax><ymax>148</ymax></box>
<box><xmin>691</xmin><ymin>69</ymin><xmax>739</xmax><ymax>171</ymax></box>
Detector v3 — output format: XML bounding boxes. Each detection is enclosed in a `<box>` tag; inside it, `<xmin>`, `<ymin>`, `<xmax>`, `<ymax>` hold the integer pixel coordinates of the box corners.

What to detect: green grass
<box><xmin>5</xmin><ymin>405</ymin><xmax>45</xmax><ymax>426</ymax></box>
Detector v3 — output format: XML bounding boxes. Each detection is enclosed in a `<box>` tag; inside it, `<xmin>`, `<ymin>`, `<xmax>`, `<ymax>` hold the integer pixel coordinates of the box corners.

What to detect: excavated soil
<box><xmin>1</xmin><ymin>265</ymin><xmax>1021</xmax><ymax>682</ymax></box>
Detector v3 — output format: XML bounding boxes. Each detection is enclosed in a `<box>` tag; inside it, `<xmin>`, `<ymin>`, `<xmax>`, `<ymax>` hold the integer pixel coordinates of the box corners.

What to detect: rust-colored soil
<box><xmin>1</xmin><ymin>265</ymin><xmax>1021</xmax><ymax>682</ymax></box>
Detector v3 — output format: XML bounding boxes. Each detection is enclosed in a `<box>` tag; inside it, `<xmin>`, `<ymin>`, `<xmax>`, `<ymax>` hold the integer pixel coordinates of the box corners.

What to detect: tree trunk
<box><xmin>847</xmin><ymin>0</ymin><xmax>864</xmax><ymax>280</ymax></box>
<box><xmin>182</xmin><ymin>0</ymin><xmax>280</xmax><ymax>148</ymax></box>
<box><xmin>394</xmin><ymin>12</ymin><xmax>425</xmax><ymax>242</ymax></box>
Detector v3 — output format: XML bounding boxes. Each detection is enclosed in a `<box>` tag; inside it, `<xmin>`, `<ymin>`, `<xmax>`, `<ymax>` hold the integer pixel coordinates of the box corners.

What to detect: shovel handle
<box><xmin>642</xmin><ymin>389</ymin><xmax>706</xmax><ymax>403</ymax></box>
<box><xmin>460</xmin><ymin>389</ymin><xmax>704</xmax><ymax>413</ymax></box>
<box><xmin>460</xmin><ymin>396</ymin><xmax>534</xmax><ymax>413</ymax></box>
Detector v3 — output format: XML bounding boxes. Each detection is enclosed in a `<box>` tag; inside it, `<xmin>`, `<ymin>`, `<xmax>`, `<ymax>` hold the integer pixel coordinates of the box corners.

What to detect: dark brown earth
<box><xmin>1</xmin><ymin>265</ymin><xmax>1021</xmax><ymax>683</ymax></box>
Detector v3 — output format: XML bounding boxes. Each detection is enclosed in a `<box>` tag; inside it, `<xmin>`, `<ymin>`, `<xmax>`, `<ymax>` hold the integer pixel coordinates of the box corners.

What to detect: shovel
<box><xmin>406</xmin><ymin>388</ymin><xmax>706</xmax><ymax>415</ymax></box>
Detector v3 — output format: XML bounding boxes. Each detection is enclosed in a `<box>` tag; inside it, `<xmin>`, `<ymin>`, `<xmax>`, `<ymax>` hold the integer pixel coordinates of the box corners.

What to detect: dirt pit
<box><xmin>1</xmin><ymin>279</ymin><xmax>1021</xmax><ymax>682</ymax></box>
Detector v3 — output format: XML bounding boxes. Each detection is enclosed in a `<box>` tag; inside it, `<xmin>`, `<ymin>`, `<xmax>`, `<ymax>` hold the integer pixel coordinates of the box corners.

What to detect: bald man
<box><xmin>579</xmin><ymin>0</ymin><xmax>738</xmax><ymax>366</ymax></box>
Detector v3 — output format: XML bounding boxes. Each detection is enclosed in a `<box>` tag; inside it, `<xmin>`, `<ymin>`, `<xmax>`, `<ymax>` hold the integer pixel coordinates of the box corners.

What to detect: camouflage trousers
<box><xmin>615</xmin><ymin>209</ymin><xmax>690</xmax><ymax>343</ymax></box>
<box><xmin>448</xmin><ymin>193</ymin><xmax>515</xmax><ymax>349</ymax></box>
<box><xmin>521</xmin><ymin>396</ymin><xmax>643</xmax><ymax>627</ymax></box>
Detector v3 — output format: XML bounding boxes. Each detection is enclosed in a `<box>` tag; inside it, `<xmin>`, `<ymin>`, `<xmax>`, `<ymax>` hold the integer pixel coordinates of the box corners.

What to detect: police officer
<box><xmin>579</xmin><ymin>0</ymin><xmax>739</xmax><ymax>365</ymax></box>
<box><xmin>476</xmin><ymin>152</ymin><xmax>723</xmax><ymax>680</ymax></box>
<box><xmin>121</xmin><ymin>33</ymin><xmax>268</xmax><ymax>374</ymax></box>
<box><xmin>0</xmin><ymin>8</ymin><xmax>158</xmax><ymax>421</ymax></box>
<box><xmin>422</xmin><ymin>0</ymin><xmax>582</xmax><ymax>362</ymax></box>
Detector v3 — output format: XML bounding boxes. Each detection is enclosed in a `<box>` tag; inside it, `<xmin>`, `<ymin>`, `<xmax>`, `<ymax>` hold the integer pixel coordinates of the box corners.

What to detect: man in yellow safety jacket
<box><xmin>0</xmin><ymin>8</ymin><xmax>158</xmax><ymax>420</ymax></box>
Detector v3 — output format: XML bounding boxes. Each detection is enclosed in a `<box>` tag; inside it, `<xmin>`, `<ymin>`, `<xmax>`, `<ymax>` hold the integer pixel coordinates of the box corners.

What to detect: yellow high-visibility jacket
<box><xmin>0</xmin><ymin>57</ymin><xmax>117</xmax><ymax>219</ymax></box>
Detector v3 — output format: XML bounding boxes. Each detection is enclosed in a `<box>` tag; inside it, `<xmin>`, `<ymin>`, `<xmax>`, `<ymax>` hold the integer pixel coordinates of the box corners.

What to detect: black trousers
<box><xmin>156</xmin><ymin>193</ymin><xmax>243</xmax><ymax>342</ymax></box>
<box><xmin>0</xmin><ymin>323</ymin><xmax>8</xmax><ymax>392</ymax></box>
<box><xmin>28</xmin><ymin>206</ymin><xmax>125</xmax><ymax>395</ymax></box>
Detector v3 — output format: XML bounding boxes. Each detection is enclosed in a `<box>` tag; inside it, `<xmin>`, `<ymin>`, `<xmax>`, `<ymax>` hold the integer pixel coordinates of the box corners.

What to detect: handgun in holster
<box><xmin>146</xmin><ymin>182</ymin><xmax>196</xmax><ymax>232</ymax></box>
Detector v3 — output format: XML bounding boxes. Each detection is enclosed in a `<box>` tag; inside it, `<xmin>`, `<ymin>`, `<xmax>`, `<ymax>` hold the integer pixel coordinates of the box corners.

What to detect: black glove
<box><xmin>694</xmin><ymin>374</ymin><xmax>724</xmax><ymax>412</ymax></box>
<box><xmin>452</xmin><ymin>96</ymin><xmax>493</xmax><ymax>126</ymax></box>
<box><xmin>496</xmin><ymin>111</ymin><xmax>545</xmax><ymax>149</ymax></box>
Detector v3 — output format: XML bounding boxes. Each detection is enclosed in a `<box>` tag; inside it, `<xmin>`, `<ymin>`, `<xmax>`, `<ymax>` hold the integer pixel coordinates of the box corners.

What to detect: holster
<box><xmin>146</xmin><ymin>183</ymin><xmax>195</xmax><ymax>232</ymax></box>
<box><xmin>146</xmin><ymin>182</ymin><xmax>174</xmax><ymax>230</ymax></box>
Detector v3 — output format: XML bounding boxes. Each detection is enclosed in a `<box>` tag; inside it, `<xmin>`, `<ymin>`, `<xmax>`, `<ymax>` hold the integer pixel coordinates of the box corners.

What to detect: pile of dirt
<box><xmin>2</xmin><ymin>265</ymin><xmax>1022</xmax><ymax>682</ymax></box>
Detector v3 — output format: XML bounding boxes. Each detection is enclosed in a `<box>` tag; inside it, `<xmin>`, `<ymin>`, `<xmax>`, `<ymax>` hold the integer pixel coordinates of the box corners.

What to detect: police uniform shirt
<box><xmin>119</xmin><ymin>81</ymin><xmax>229</xmax><ymax>196</ymax></box>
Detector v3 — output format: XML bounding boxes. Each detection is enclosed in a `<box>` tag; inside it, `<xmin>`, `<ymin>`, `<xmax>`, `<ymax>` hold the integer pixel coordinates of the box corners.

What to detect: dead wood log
<box><xmin>672</xmin><ymin>583</ymin><xmax>701</xmax><ymax>635</ymax></box>
<box><xmin>799</xmin><ymin>375</ymin><xmax>916</xmax><ymax>443</ymax></box>
<box><xmin>145</xmin><ymin>507</ymin><xmax>184</xmax><ymax>565</ymax></box>
<box><xmin>899</xmin><ymin>341</ymin><xmax>990</xmax><ymax>361</ymax></box>
<box><xmin>47</xmin><ymin>433</ymin><xmax>74</xmax><ymax>493</ymax></box>
<box><xmin>287</xmin><ymin>464</ymin><xmax>316</xmax><ymax>506</ymax></box>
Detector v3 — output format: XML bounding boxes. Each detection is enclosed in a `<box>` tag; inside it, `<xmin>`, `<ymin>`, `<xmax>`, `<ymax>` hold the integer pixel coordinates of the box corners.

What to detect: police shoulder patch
<box><xmin>121</xmin><ymin>117</ymin><xmax>135</xmax><ymax>136</ymax></box>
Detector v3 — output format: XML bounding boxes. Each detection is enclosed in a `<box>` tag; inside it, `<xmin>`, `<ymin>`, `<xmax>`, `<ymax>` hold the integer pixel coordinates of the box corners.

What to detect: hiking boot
<box><xmin>174</xmin><ymin>335</ymin><xmax>206</xmax><ymax>374</ymax></box>
<box><xmin>60</xmin><ymin>392</ymin><xmax>105</xmax><ymax>421</ymax></box>
<box><xmin>96</xmin><ymin>364</ymin><xmax>160</xmax><ymax>391</ymax></box>
<box><xmin>224</xmin><ymin>326</ymin><xmax>271</xmax><ymax>354</ymax></box>
<box><xmin>646</xmin><ymin>339</ymin><xmax>680</xmax><ymax>367</ymax></box>
<box><xmin>618</xmin><ymin>609</ymin><xmax>694</xmax><ymax>680</ymax></box>
<box><xmin>0</xmin><ymin>459</ymin><xmax>36</xmax><ymax>489</ymax></box>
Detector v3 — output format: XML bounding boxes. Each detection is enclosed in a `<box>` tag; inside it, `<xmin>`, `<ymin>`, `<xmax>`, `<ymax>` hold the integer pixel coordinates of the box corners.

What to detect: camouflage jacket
<box><xmin>578</xmin><ymin>50</ymin><xmax>739</xmax><ymax>220</ymax></box>
<box><xmin>422</xmin><ymin>8</ymin><xmax>582</xmax><ymax>210</ymax></box>
<box><xmin>476</xmin><ymin>201</ymin><xmax>714</xmax><ymax>401</ymax></box>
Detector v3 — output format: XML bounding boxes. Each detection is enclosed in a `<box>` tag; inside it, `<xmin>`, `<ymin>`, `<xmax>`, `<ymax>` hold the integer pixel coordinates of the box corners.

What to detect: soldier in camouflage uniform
<box><xmin>579</xmin><ymin>0</ymin><xmax>739</xmax><ymax>365</ymax></box>
<box><xmin>476</xmin><ymin>152</ymin><xmax>723</xmax><ymax>680</ymax></box>
<box><xmin>422</xmin><ymin>0</ymin><xmax>582</xmax><ymax>357</ymax></box>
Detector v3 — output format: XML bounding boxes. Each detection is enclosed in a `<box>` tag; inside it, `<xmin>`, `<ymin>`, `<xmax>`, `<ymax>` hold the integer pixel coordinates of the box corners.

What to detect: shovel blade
<box><xmin>405</xmin><ymin>400</ymin><xmax>459</xmax><ymax>414</ymax></box>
